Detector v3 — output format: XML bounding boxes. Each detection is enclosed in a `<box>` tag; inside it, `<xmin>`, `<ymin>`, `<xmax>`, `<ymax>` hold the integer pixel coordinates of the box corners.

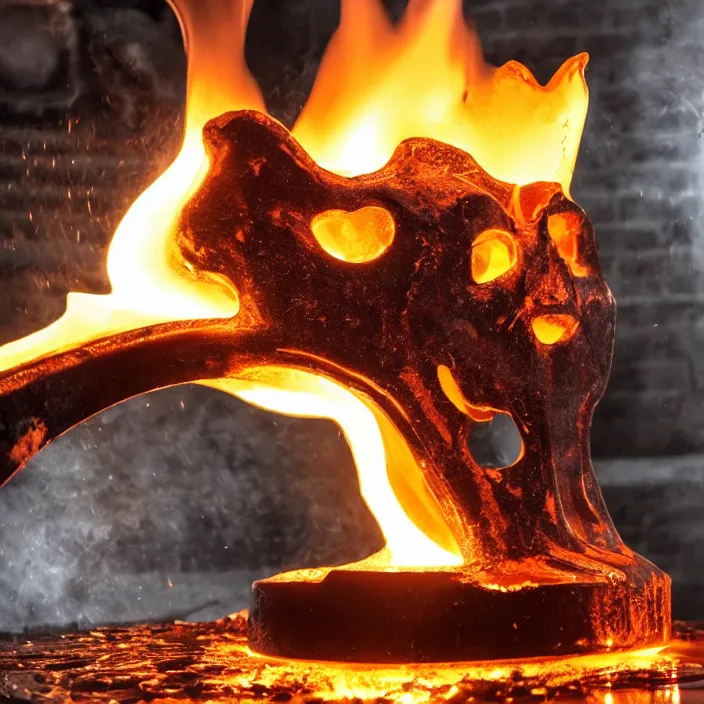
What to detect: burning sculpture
<box><xmin>0</xmin><ymin>0</ymin><xmax>670</xmax><ymax>664</ymax></box>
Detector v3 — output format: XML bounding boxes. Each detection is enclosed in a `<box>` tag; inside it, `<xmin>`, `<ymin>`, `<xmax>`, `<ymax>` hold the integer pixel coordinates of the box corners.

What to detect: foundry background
<box><xmin>0</xmin><ymin>0</ymin><xmax>702</xmax><ymax>630</ymax></box>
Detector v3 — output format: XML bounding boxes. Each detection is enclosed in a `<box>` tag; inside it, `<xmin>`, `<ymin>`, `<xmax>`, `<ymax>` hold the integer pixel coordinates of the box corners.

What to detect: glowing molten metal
<box><xmin>0</xmin><ymin>0</ymin><xmax>669</xmax><ymax>663</ymax></box>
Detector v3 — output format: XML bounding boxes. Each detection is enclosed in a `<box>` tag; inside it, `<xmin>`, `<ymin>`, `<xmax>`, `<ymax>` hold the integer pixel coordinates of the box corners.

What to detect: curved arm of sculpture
<box><xmin>0</xmin><ymin>321</ymin><xmax>271</xmax><ymax>487</ymax></box>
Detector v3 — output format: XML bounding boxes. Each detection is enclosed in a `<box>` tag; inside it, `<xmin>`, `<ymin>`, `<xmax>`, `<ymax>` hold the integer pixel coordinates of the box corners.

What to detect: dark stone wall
<box><xmin>0</xmin><ymin>0</ymin><xmax>702</xmax><ymax>629</ymax></box>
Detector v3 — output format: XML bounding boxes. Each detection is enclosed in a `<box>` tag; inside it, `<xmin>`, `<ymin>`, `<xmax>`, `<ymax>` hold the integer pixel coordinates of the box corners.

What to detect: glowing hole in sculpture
<box><xmin>471</xmin><ymin>229</ymin><xmax>517</xmax><ymax>284</ymax></box>
<box><xmin>532</xmin><ymin>314</ymin><xmax>579</xmax><ymax>345</ymax></box>
<box><xmin>547</xmin><ymin>212</ymin><xmax>589</xmax><ymax>277</ymax></box>
<box><xmin>311</xmin><ymin>206</ymin><xmax>395</xmax><ymax>263</ymax></box>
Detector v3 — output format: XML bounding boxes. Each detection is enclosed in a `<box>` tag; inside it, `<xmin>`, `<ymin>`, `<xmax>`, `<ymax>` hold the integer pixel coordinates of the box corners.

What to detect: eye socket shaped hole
<box><xmin>471</xmin><ymin>229</ymin><xmax>517</xmax><ymax>284</ymax></box>
<box><xmin>547</xmin><ymin>212</ymin><xmax>589</xmax><ymax>277</ymax></box>
<box><xmin>311</xmin><ymin>206</ymin><xmax>395</xmax><ymax>263</ymax></box>
<box><xmin>466</xmin><ymin>412</ymin><xmax>524</xmax><ymax>469</ymax></box>
<box><xmin>532</xmin><ymin>314</ymin><xmax>579</xmax><ymax>345</ymax></box>
<box><xmin>437</xmin><ymin>363</ymin><xmax>522</xmax><ymax>468</ymax></box>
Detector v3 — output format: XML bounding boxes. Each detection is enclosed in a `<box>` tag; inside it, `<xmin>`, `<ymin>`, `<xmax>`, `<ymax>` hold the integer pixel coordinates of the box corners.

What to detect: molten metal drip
<box><xmin>0</xmin><ymin>0</ymin><xmax>671</xmax><ymax>663</ymax></box>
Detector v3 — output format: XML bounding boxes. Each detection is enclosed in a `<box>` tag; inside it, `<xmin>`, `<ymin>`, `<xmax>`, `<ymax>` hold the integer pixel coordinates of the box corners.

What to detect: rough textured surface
<box><xmin>0</xmin><ymin>0</ymin><xmax>701</xmax><ymax>633</ymax></box>
<box><xmin>0</xmin><ymin>616</ymin><xmax>702</xmax><ymax>703</ymax></box>
<box><xmin>0</xmin><ymin>105</ymin><xmax>671</xmax><ymax>651</ymax></box>
<box><xmin>0</xmin><ymin>396</ymin><xmax>699</xmax><ymax>632</ymax></box>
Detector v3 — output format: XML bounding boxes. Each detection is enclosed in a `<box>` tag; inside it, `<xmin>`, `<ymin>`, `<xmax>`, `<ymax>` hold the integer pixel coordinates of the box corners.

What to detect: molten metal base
<box><xmin>249</xmin><ymin>568</ymin><xmax>670</xmax><ymax>663</ymax></box>
<box><xmin>1</xmin><ymin>617</ymin><xmax>702</xmax><ymax>702</ymax></box>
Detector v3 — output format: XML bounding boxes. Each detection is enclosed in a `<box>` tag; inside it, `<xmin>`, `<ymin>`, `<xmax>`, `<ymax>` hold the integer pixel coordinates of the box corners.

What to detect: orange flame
<box><xmin>293</xmin><ymin>0</ymin><xmax>588</xmax><ymax>192</ymax></box>
<box><xmin>0</xmin><ymin>0</ymin><xmax>590</xmax><ymax>569</ymax></box>
<box><xmin>0</xmin><ymin>0</ymin><xmax>262</xmax><ymax>372</ymax></box>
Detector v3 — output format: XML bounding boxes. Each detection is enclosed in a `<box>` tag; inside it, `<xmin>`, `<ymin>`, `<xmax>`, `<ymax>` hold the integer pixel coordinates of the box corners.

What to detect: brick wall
<box><xmin>466</xmin><ymin>0</ymin><xmax>704</xmax><ymax>455</ymax></box>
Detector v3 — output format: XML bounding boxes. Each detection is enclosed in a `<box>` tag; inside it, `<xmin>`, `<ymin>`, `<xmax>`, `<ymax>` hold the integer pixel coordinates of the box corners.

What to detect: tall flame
<box><xmin>0</xmin><ymin>0</ymin><xmax>262</xmax><ymax>372</ymax></box>
<box><xmin>293</xmin><ymin>0</ymin><xmax>588</xmax><ymax>192</ymax></box>
<box><xmin>0</xmin><ymin>0</ymin><xmax>590</xmax><ymax>569</ymax></box>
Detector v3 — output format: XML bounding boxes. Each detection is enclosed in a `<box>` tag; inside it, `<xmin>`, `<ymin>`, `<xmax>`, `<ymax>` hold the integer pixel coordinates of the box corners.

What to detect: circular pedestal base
<box><xmin>249</xmin><ymin>568</ymin><xmax>670</xmax><ymax>663</ymax></box>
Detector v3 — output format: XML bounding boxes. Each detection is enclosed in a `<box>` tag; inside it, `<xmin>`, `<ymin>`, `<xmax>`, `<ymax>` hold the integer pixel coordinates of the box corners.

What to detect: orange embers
<box><xmin>4</xmin><ymin>616</ymin><xmax>704</xmax><ymax>701</ymax></box>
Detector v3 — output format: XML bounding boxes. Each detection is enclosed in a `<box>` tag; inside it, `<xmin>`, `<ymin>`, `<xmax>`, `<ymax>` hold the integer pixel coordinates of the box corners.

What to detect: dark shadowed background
<box><xmin>0</xmin><ymin>0</ymin><xmax>703</xmax><ymax>630</ymax></box>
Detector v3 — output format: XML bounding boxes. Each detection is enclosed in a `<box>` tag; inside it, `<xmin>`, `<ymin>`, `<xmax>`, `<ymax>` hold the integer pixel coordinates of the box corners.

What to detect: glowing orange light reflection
<box><xmin>211</xmin><ymin>634</ymin><xmax>669</xmax><ymax>704</ymax></box>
